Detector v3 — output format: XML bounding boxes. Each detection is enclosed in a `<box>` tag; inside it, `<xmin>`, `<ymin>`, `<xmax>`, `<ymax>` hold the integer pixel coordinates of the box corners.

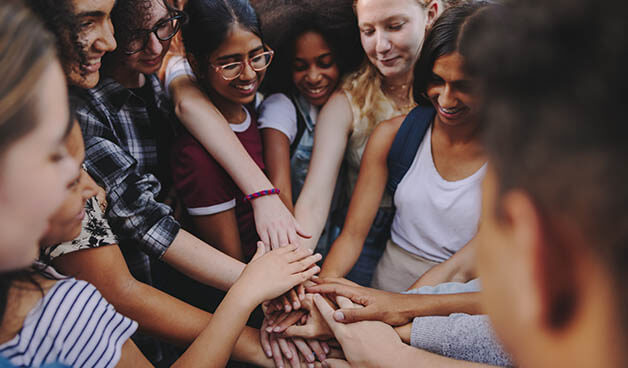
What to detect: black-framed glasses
<box><xmin>210</xmin><ymin>50</ymin><xmax>274</xmax><ymax>80</ymax></box>
<box><xmin>125</xmin><ymin>12</ymin><xmax>188</xmax><ymax>55</ymax></box>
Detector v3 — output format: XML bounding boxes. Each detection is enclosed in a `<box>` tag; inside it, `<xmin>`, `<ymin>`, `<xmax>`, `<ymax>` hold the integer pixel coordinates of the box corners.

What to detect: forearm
<box><xmin>410</xmin><ymin>239</ymin><xmax>478</xmax><ymax>289</ymax></box>
<box><xmin>162</xmin><ymin>229</ymin><xmax>245</xmax><ymax>291</ymax></box>
<box><xmin>320</xmin><ymin>233</ymin><xmax>366</xmax><ymax>278</ymax></box>
<box><xmin>396</xmin><ymin>343</ymin><xmax>498</xmax><ymax>368</ymax></box>
<box><xmin>401</xmin><ymin>293</ymin><xmax>484</xmax><ymax>318</ymax></box>
<box><xmin>172</xmin><ymin>77</ymin><xmax>273</xmax><ymax>195</ymax></box>
<box><xmin>262</xmin><ymin>128</ymin><xmax>294</xmax><ymax>211</ymax></box>
<box><xmin>171</xmin><ymin>285</ymin><xmax>256</xmax><ymax>368</ymax></box>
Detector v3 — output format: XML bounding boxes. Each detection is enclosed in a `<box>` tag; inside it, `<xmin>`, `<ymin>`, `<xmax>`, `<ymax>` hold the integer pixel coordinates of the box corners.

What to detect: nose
<box><xmin>144</xmin><ymin>33</ymin><xmax>163</xmax><ymax>56</ymax></box>
<box><xmin>438</xmin><ymin>84</ymin><xmax>457</xmax><ymax>109</ymax></box>
<box><xmin>80</xmin><ymin>171</ymin><xmax>99</xmax><ymax>202</ymax></box>
<box><xmin>305</xmin><ymin>66</ymin><xmax>322</xmax><ymax>84</ymax></box>
<box><xmin>94</xmin><ymin>19</ymin><xmax>117</xmax><ymax>53</ymax></box>
<box><xmin>375</xmin><ymin>31</ymin><xmax>392</xmax><ymax>55</ymax></box>
<box><xmin>240</xmin><ymin>59</ymin><xmax>257</xmax><ymax>81</ymax></box>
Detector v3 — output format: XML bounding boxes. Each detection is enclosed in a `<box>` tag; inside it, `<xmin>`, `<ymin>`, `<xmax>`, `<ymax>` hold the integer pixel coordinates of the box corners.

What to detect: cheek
<box><xmin>360</xmin><ymin>35</ymin><xmax>376</xmax><ymax>55</ymax></box>
<box><xmin>324</xmin><ymin>67</ymin><xmax>340</xmax><ymax>86</ymax></box>
<box><xmin>293</xmin><ymin>71</ymin><xmax>306</xmax><ymax>86</ymax></box>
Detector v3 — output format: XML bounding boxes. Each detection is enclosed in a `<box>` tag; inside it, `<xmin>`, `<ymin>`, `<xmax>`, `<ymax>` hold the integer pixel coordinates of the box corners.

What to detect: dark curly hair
<box><xmin>22</xmin><ymin>0</ymin><xmax>88</xmax><ymax>79</ymax></box>
<box><xmin>256</xmin><ymin>0</ymin><xmax>364</xmax><ymax>95</ymax></box>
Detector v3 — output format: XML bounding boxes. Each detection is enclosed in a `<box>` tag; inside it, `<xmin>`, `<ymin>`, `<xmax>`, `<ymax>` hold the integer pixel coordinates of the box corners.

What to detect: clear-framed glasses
<box><xmin>211</xmin><ymin>50</ymin><xmax>274</xmax><ymax>81</ymax></box>
<box><xmin>125</xmin><ymin>12</ymin><xmax>188</xmax><ymax>55</ymax></box>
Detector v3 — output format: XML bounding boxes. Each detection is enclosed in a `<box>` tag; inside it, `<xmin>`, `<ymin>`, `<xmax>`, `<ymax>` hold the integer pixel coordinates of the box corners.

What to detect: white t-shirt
<box><xmin>391</xmin><ymin>125</ymin><xmax>487</xmax><ymax>262</ymax></box>
<box><xmin>257</xmin><ymin>93</ymin><xmax>319</xmax><ymax>144</ymax></box>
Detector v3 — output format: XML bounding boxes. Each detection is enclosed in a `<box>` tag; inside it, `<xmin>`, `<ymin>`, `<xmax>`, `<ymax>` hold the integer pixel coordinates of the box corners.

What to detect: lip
<box><xmin>436</xmin><ymin>104</ymin><xmax>468</xmax><ymax>120</ymax></box>
<box><xmin>231</xmin><ymin>80</ymin><xmax>258</xmax><ymax>97</ymax></box>
<box><xmin>83</xmin><ymin>60</ymin><xmax>102</xmax><ymax>73</ymax></box>
<box><xmin>141</xmin><ymin>56</ymin><xmax>163</xmax><ymax>67</ymax></box>
<box><xmin>73</xmin><ymin>208</ymin><xmax>86</xmax><ymax>224</ymax></box>
<box><xmin>378</xmin><ymin>56</ymin><xmax>401</xmax><ymax>67</ymax></box>
<box><xmin>301</xmin><ymin>84</ymin><xmax>330</xmax><ymax>100</ymax></box>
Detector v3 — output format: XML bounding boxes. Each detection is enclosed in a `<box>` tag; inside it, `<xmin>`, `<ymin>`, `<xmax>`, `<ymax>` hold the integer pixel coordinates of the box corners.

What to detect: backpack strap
<box><xmin>289</xmin><ymin>95</ymin><xmax>307</xmax><ymax>157</ymax></box>
<box><xmin>386</xmin><ymin>105</ymin><xmax>436</xmax><ymax>195</ymax></box>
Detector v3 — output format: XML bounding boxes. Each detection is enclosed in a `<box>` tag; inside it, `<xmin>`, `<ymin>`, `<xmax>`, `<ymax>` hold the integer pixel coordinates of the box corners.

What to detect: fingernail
<box><xmin>308</xmin><ymin>364</ymin><xmax>315</xmax><ymax>368</ymax></box>
<box><xmin>285</xmin><ymin>305</ymin><xmax>291</xmax><ymax>313</ymax></box>
<box><xmin>266</xmin><ymin>327</ymin><xmax>274</xmax><ymax>333</ymax></box>
<box><xmin>273</xmin><ymin>326</ymin><xmax>282</xmax><ymax>332</ymax></box>
<box><xmin>323</xmin><ymin>345</ymin><xmax>330</xmax><ymax>354</ymax></box>
<box><xmin>307</xmin><ymin>355</ymin><xmax>315</xmax><ymax>363</ymax></box>
<box><xmin>299</xmin><ymin>293</ymin><xmax>305</xmax><ymax>301</ymax></box>
<box><xmin>334</xmin><ymin>311</ymin><xmax>344</xmax><ymax>321</ymax></box>
<box><xmin>293</xmin><ymin>302</ymin><xmax>300</xmax><ymax>309</ymax></box>
<box><xmin>265</xmin><ymin>349</ymin><xmax>272</xmax><ymax>358</ymax></box>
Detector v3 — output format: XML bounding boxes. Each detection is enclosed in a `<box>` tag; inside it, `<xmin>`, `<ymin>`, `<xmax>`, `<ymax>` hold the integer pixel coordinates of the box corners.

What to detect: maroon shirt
<box><xmin>171</xmin><ymin>107</ymin><xmax>263</xmax><ymax>259</ymax></box>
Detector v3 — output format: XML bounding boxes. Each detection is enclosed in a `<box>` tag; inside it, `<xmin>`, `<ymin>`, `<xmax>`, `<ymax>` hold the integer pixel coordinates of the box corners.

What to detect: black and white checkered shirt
<box><xmin>72</xmin><ymin>75</ymin><xmax>179</xmax><ymax>286</ymax></box>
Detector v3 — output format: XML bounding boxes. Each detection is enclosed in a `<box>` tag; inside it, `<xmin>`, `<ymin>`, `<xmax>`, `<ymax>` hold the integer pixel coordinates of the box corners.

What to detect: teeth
<box><xmin>306</xmin><ymin>87</ymin><xmax>326</xmax><ymax>95</ymax></box>
<box><xmin>441</xmin><ymin>106</ymin><xmax>463</xmax><ymax>114</ymax></box>
<box><xmin>235</xmin><ymin>83</ymin><xmax>255</xmax><ymax>91</ymax></box>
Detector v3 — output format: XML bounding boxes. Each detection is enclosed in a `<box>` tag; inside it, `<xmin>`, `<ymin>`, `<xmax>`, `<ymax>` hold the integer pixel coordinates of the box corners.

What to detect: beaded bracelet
<box><xmin>243</xmin><ymin>188</ymin><xmax>280</xmax><ymax>202</ymax></box>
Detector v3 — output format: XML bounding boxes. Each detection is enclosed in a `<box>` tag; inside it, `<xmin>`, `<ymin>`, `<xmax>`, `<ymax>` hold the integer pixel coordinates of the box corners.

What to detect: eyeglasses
<box><xmin>125</xmin><ymin>12</ymin><xmax>188</xmax><ymax>55</ymax></box>
<box><xmin>211</xmin><ymin>50</ymin><xmax>274</xmax><ymax>80</ymax></box>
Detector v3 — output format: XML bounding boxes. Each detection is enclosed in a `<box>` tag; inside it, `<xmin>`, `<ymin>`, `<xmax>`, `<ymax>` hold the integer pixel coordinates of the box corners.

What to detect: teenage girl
<box><xmin>256</xmin><ymin>0</ymin><xmax>362</xmax><ymax>249</ymax></box>
<box><xmin>294</xmin><ymin>0</ymin><xmax>440</xmax><ymax>286</ymax></box>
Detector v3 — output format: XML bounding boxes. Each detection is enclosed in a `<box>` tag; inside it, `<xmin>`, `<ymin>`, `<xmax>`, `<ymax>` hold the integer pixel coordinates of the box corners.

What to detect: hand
<box><xmin>251</xmin><ymin>195</ymin><xmax>311</xmax><ymax>250</ymax></box>
<box><xmin>307</xmin><ymin>277</ymin><xmax>414</xmax><ymax>326</ymax></box>
<box><xmin>313</xmin><ymin>295</ymin><xmax>405</xmax><ymax>368</ymax></box>
<box><xmin>281</xmin><ymin>294</ymin><xmax>334</xmax><ymax>340</ymax></box>
<box><xmin>267</xmin><ymin>283</ymin><xmax>307</xmax><ymax>314</ymax></box>
<box><xmin>233</xmin><ymin>243</ymin><xmax>321</xmax><ymax>305</ymax></box>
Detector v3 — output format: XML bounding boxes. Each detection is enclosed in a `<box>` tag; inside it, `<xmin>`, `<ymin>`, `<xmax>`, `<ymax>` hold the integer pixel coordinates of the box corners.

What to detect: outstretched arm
<box><xmin>409</xmin><ymin>237</ymin><xmax>478</xmax><ymax>289</ymax></box>
<box><xmin>169</xmin><ymin>74</ymin><xmax>307</xmax><ymax>248</ymax></box>
<box><xmin>293</xmin><ymin>92</ymin><xmax>355</xmax><ymax>250</ymax></box>
<box><xmin>320</xmin><ymin>115</ymin><xmax>404</xmax><ymax>278</ymax></box>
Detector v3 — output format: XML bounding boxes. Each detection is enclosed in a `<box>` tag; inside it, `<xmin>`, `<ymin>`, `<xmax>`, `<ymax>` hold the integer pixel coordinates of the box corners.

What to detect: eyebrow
<box><xmin>216</xmin><ymin>46</ymin><xmax>265</xmax><ymax>62</ymax></box>
<box><xmin>76</xmin><ymin>10</ymin><xmax>107</xmax><ymax>18</ymax></box>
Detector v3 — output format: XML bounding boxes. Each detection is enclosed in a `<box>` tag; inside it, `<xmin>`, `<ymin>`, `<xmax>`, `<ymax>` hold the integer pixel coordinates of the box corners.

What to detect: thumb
<box><xmin>251</xmin><ymin>241</ymin><xmax>266</xmax><ymax>261</ymax></box>
<box><xmin>323</xmin><ymin>358</ymin><xmax>352</xmax><ymax>368</ymax></box>
<box><xmin>332</xmin><ymin>306</ymin><xmax>371</xmax><ymax>323</ymax></box>
<box><xmin>283</xmin><ymin>324</ymin><xmax>315</xmax><ymax>339</ymax></box>
<box><xmin>295</xmin><ymin>220</ymin><xmax>312</xmax><ymax>239</ymax></box>
<box><xmin>313</xmin><ymin>294</ymin><xmax>344</xmax><ymax>336</ymax></box>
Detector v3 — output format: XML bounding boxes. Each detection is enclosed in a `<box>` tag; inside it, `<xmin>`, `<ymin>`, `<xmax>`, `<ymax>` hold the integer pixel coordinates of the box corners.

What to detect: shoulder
<box><xmin>318</xmin><ymin>90</ymin><xmax>353</xmax><ymax>126</ymax></box>
<box><xmin>370</xmin><ymin>114</ymin><xmax>406</xmax><ymax>146</ymax></box>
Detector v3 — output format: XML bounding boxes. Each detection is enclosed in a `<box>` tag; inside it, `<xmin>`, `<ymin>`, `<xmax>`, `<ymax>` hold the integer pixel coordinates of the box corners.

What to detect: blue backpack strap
<box><xmin>386</xmin><ymin>105</ymin><xmax>436</xmax><ymax>195</ymax></box>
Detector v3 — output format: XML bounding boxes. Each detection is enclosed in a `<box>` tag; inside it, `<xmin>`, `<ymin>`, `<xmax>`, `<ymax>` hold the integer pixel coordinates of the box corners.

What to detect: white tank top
<box><xmin>391</xmin><ymin>125</ymin><xmax>487</xmax><ymax>262</ymax></box>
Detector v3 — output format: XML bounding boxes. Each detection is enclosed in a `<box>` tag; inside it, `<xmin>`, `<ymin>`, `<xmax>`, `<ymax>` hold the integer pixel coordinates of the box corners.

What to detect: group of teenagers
<box><xmin>0</xmin><ymin>0</ymin><xmax>626</xmax><ymax>367</ymax></box>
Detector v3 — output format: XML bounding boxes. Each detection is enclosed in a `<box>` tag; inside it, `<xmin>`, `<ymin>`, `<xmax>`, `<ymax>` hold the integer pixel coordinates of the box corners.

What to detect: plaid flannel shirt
<box><xmin>71</xmin><ymin>75</ymin><xmax>179</xmax><ymax>285</ymax></box>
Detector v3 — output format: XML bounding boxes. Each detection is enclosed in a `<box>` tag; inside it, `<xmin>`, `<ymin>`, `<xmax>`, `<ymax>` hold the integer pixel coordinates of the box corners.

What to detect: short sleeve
<box><xmin>171</xmin><ymin>134</ymin><xmax>238</xmax><ymax>216</ymax></box>
<box><xmin>257</xmin><ymin>93</ymin><xmax>299</xmax><ymax>143</ymax></box>
<box><xmin>164</xmin><ymin>56</ymin><xmax>196</xmax><ymax>98</ymax></box>
<box><xmin>42</xmin><ymin>197</ymin><xmax>117</xmax><ymax>262</ymax></box>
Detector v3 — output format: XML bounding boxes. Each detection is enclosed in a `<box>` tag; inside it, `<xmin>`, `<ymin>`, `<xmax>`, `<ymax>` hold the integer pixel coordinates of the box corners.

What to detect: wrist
<box><xmin>227</xmin><ymin>283</ymin><xmax>263</xmax><ymax>313</ymax></box>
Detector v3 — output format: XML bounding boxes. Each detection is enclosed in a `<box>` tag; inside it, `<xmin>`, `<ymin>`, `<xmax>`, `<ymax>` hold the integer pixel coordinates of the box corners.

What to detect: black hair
<box><xmin>257</xmin><ymin>0</ymin><xmax>363</xmax><ymax>95</ymax></box>
<box><xmin>465</xmin><ymin>0</ymin><xmax>628</xmax><ymax>336</ymax></box>
<box><xmin>22</xmin><ymin>0</ymin><xmax>88</xmax><ymax>80</ymax></box>
<box><xmin>182</xmin><ymin>0</ymin><xmax>262</xmax><ymax>77</ymax></box>
<box><xmin>413</xmin><ymin>1</ymin><xmax>492</xmax><ymax>104</ymax></box>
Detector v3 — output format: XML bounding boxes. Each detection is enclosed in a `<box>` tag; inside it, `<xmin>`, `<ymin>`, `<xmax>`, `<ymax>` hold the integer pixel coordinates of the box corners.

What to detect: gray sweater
<box><xmin>406</xmin><ymin>280</ymin><xmax>513</xmax><ymax>367</ymax></box>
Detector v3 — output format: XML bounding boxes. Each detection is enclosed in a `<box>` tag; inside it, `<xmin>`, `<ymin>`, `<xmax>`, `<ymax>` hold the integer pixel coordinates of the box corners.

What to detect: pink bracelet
<box><xmin>244</xmin><ymin>188</ymin><xmax>280</xmax><ymax>202</ymax></box>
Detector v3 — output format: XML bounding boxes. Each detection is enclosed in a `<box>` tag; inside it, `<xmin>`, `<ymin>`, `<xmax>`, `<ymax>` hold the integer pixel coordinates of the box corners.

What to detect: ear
<box><xmin>425</xmin><ymin>0</ymin><xmax>439</xmax><ymax>29</ymax></box>
<box><xmin>186</xmin><ymin>52</ymin><xmax>203</xmax><ymax>80</ymax></box>
<box><xmin>503</xmin><ymin>190</ymin><xmax>579</xmax><ymax>332</ymax></box>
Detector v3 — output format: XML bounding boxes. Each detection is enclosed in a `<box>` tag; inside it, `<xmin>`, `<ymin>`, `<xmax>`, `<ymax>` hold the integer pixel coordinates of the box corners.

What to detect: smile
<box><xmin>438</xmin><ymin>105</ymin><xmax>468</xmax><ymax>119</ymax></box>
<box><xmin>302</xmin><ymin>85</ymin><xmax>329</xmax><ymax>98</ymax></box>
<box><xmin>233</xmin><ymin>81</ymin><xmax>257</xmax><ymax>94</ymax></box>
<box><xmin>82</xmin><ymin>59</ymin><xmax>102</xmax><ymax>73</ymax></box>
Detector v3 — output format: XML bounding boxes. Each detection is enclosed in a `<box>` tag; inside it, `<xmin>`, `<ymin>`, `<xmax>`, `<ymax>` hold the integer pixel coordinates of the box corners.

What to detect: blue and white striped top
<box><xmin>0</xmin><ymin>278</ymin><xmax>137</xmax><ymax>367</ymax></box>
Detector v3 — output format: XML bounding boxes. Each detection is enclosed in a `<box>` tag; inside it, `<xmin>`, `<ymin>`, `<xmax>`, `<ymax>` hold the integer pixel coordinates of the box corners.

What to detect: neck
<box><xmin>381</xmin><ymin>70</ymin><xmax>414</xmax><ymax>108</ymax></box>
<box><xmin>113</xmin><ymin>66</ymin><xmax>145</xmax><ymax>89</ymax></box>
<box><xmin>433</xmin><ymin>115</ymin><xmax>481</xmax><ymax>145</ymax></box>
<box><xmin>207</xmin><ymin>88</ymin><xmax>245</xmax><ymax>124</ymax></box>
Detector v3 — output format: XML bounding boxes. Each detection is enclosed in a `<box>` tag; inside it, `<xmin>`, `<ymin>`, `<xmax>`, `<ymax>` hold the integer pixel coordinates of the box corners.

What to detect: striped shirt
<box><xmin>0</xmin><ymin>278</ymin><xmax>137</xmax><ymax>367</ymax></box>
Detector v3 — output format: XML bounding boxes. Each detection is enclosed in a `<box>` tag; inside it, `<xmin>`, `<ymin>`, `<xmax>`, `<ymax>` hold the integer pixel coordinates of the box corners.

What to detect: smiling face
<box><xmin>40</xmin><ymin>123</ymin><xmax>99</xmax><ymax>248</ymax></box>
<box><xmin>204</xmin><ymin>24</ymin><xmax>267</xmax><ymax>107</ymax></box>
<box><xmin>67</xmin><ymin>0</ymin><xmax>117</xmax><ymax>88</ymax></box>
<box><xmin>292</xmin><ymin>31</ymin><xmax>340</xmax><ymax>107</ymax></box>
<box><xmin>426</xmin><ymin>52</ymin><xmax>480</xmax><ymax>127</ymax></box>
<box><xmin>356</xmin><ymin>0</ymin><xmax>432</xmax><ymax>81</ymax></box>
<box><xmin>0</xmin><ymin>62</ymin><xmax>78</xmax><ymax>271</ymax></box>
<box><xmin>121</xmin><ymin>0</ymin><xmax>174</xmax><ymax>76</ymax></box>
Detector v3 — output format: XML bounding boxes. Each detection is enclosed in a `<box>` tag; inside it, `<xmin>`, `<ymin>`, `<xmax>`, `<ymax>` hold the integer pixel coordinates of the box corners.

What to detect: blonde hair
<box><xmin>0</xmin><ymin>0</ymin><xmax>56</xmax><ymax>156</ymax></box>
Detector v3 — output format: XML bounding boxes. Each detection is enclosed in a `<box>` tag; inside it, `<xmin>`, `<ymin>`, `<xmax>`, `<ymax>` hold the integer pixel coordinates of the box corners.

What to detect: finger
<box><xmin>278</xmin><ymin>228</ymin><xmax>289</xmax><ymax>249</ymax></box>
<box><xmin>283</xmin><ymin>324</ymin><xmax>315</xmax><ymax>339</ymax></box>
<box><xmin>290</xmin><ymin>265</ymin><xmax>321</xmax><ymax>285</ymax></box>
<box><xmin>305</xmin><ymin>284</ymin><xmax>361</xmax><ymax>302</ymax></box>
<box><xmin>252</xmin><ymin>241</ymin><xmax>266</xmax><ymax>261</ymax></box>
<box><xmin>313</xmin><ymin>294</ymin><xmax>343</xmax><ymax>336</ymax></box>
<box><xmin>298</xmin><ymin>283</ymin><xmax>306</xmax><ymax>301</ymax></box>
<box><xmin>282</xmin><ymin>295</ymin><xmax>293</xmax><ymax>313</ymax></box>
<box><xmin>260</xmin><ymin>320</ymin><xmax>273</xmax><ymax>358</ymax></box>
<box><xmin>322</xmin><ymin>358</ymin><xmax>352</xmax><ymax>368</ymax></box>
<box><xmin>288</xmin><ymin>288</ymin><xmax>301</xmax><ymax>310</ymax></box>
<box><xmin>259</xmin><ymin>228</ymin><xmax>271</xmax><ymax>252</ymax></box>
<box><xmin>321</xmin><ymin>341</ymin><xmax>330</xmax><ymax>355</ymax></box>
<box><xmin>270</xmin><ymin>228</ymin><xmax>281</xmax><ymax>250</ymax></box>
<box><xmin>270</xmin><ymin>334</ymin><xmax>285</xmax><ymax>368</ymax></box>
<box><xmin>273</xmin><ymin>310</ymin><xmax>307</xmax><ymax>333</ymax></box>
<box><xmin>278</xmin><ymin>337</ymin><xmax>293</xmax><ymax>360</ymax></box>
<box><xmin>292</xmin><ymin>337</ymin><xmax>315</xmax><ymax>363</ymax></box>
<box><xmin>306</xmin><ymin>339</ymin><xmax>327</xmax><ymax>361</ymax></box>
<box><xmin>295</xmin><ymin>219</ymin><xmax>312</xmax><ymax>239</ymax></box>
<box><xmin>285</xmin><ymin>246</ymin><xmax>314</xmax><ymax>262</ymax></box>
<box><xmin>290</xmin><ymin>254</ymin><xmax>322</xmax><ymax>274</ymax></box>
<box><xmin>286</xmin><ymin>340</ymin><xmax>301</xmax><ymax>368</ymax></box>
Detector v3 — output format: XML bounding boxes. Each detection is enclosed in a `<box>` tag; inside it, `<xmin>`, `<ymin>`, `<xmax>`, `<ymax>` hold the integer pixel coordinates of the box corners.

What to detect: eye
<box><xmin>388</xmin><ymin>22</ymin><xmax>404</xmax><ymax>31</ymax></box>
<box><xmin>222</xmin><ymin>63</ymin><xmax>241</xmax><ymax>71</ymax></box>
<box><xmin>80</xmin><ymin>21</ymin><xmax>94</xmax><ymax>29</ymax></box>
<box><xmin>317</xmin><ymin>55</ymin><xmax>335</xmax><ymax>69</ymax></box>
<box><xmin>360</xmin><ymin>28</ymin><xmax>374</xmax><ymax>36</ymax></box>
<box><xmin>293</xmin><ymin>61</ymin><xmax>308</xmax><ymax>72</ymax></box>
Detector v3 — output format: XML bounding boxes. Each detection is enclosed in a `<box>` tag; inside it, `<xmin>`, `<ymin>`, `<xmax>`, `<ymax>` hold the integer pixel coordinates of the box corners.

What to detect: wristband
<box><xmin>244</xmin><ymin>188</ymin><xmax>280</xmax><ymax>202</ymax></box>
